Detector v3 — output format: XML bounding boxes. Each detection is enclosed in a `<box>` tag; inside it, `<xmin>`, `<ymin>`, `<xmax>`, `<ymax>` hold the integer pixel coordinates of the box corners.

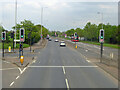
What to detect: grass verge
<box><xmin>0</xmin><ymin>42</ymin><xmax>29</xmax><ymax>49</ymax></box>
<box><xmin>60</xmin><ymin>37</ymin><xmax>120</xmax><ymax>49</ymax></box>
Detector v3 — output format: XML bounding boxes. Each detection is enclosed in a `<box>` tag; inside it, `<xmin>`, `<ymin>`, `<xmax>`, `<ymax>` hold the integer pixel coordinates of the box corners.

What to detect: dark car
<box><xmin>48</xmin><ymin>38</ymin><xmax>52</xmax><ymax>41</ymax></box>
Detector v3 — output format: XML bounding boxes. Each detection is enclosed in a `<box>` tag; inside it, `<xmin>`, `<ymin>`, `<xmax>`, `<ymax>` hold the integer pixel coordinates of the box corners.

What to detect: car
<box><xmin>60</xmin><ymin>41</ymin><xmax>66</xmax><ymax>47</ymax></box>
<box><xmin>55</xmin><ymin>39</ymin><xmax>59</xmax><ymax>42</ymax></box>
<box><xmin>48</xmin><ymin>38</ymin><xmax>52</xmax><ymax>41</ymax></box>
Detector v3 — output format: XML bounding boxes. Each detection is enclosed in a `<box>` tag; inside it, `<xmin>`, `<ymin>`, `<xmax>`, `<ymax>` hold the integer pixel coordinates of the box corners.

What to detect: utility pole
<box><xmin>15</xmin><ymin>0</ymin><xmax>17</xmax><ymax>47</ymax></box>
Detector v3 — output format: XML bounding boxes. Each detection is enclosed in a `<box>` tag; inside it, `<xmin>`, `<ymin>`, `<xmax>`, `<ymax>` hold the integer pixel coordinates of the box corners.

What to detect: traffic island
<box><xmin>2</xmin><ymin>56</ymin><xmax>34</xmax><ymax>68</ymax></box>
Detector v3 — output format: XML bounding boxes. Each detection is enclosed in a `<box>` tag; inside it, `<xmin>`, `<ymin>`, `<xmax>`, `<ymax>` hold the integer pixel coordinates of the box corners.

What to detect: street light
<box><xmin>15</xmin><ymin>0</ymin><xmax>17</xmax><ymax>47</ymax></box>
<box><xmin>97</xmin><ymin>12</ymin><xmax>103</xmax><ymax>29</ymax></box>
<box><xmin>41</xmin><ymin>7</ymin><xmax>48</xmax><ymax>40</ymax></box>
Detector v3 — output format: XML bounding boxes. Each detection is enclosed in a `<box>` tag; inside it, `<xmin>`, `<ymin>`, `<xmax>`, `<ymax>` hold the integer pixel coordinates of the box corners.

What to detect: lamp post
<box><xmin>41</xmin><ymin>7</ymin><xmax>48</xmax><ymax>41</ymax></box>
<box><xmin>97</xmin><ymin>12</ymin><xmax>103</xmax><ymax>29</ymax></box>
<box><xmin>15</xmin><ymin>0</ymin><xmax>17</xmax><ymax>47</ymax></box>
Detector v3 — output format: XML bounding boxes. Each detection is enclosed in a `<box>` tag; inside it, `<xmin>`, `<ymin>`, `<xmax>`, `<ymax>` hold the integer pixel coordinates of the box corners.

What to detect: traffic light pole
<box><xmin>22</xmin><ymin>42</ymin><xmax>23</xmax><ymax>56</ymax></box>
<box><xmin>19</xmin><ymin>42</ymin><xmax>21</xmax><ymax>58</ymax></box>
<box><xmin>2</xmin><ymin>41</ymin><xmax>4</xmax><ymax>58</ymax></box>
<box><xmin>100</xmin><ymin>42</ymin><xmax>103</xmax><ymax>62</ymax></box>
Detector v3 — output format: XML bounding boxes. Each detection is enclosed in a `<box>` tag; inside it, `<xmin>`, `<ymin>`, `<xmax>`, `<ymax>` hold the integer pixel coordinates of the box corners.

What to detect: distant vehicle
<box><xmin>55</xmin><ymin>39</ymin><xmax>59</xmax><ymax>42</ymax></box>
<box><xmin>71</xmin><ymin>34</ymin><xmax>79</xmax><ymax>42</ymax></box>
<box><xmin>46</xmin><ymin>37</ymin><xmax>49</xmax><ymax>39</ymax></box>
<box><xmin>60</xmin><ymin>41</ymin><xmax>66</xmax><ymax>47</ymax></box>
<box><xmin>48</xmin><ymin>38</ymin><xmax>52</xmax><ymax>41</ymax></box>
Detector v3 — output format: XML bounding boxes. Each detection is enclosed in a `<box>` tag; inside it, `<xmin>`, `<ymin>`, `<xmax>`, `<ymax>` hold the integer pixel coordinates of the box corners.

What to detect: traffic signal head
<box><xmin>1</xmin><ymin>32</ymin><xmax>6</xmax><ymax>41</ymax></box>
<box><xmin>99</xmin><ymin>29</ymin><xmax>104</xmax><ymax>43</ymax></box>
<box><xmin>20</xmin><ymin>28</ymin><xmax>25</xmax><ymax>42</ymax></box>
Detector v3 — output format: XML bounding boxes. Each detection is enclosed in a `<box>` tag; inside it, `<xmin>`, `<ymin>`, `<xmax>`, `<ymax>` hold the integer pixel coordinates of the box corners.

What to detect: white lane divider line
<box><xmin>62</xmin><ymin>66</ymin><xmax>66</xmax><ymax>74</ymax></box>
<box><xmin>16</xmin><ymin>76</ymin><xmax>20</xmax><ymax>80</ymax></box>
<box><xmin>9</xmin><ymin>81</ymin><xmax>14</xmax><ymax>87</ymax></box>
<box><xmin>65</xmin><ymin>79</ymin><xmax>70</xmax><ymax>90</ymax></box>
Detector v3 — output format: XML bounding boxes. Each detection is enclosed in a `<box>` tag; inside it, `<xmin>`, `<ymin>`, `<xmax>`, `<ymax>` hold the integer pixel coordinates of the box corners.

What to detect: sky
<box><xmin>0</xmin><ymin>0</ymin><xmax>119</xmax><ymax>31</ymax></box>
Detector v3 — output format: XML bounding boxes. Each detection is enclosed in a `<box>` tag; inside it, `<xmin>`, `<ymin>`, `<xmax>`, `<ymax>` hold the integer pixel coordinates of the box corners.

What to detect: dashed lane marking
<box><xmin>9</xmin><ymin>81</ymin><xmax>14</xmax><ymax>87</ymax></box>
<box><xmin>62</xmin><ymin>66</ymin><xmax>66</xmax><ymax>74</ymax></box>
<box><xmin>86</xmin><ymin>60</ymin><xmax>90</xmax><ymax>62</ymax></box>
<box><xmin>16</xmin><ymin>76</ymin><xmax>20</xmax><ymax>79</ymax></box>
<box><xmin>65</xmin><ymin>79</ymin><xmax>70</xmax><ymax>90</ymax></box>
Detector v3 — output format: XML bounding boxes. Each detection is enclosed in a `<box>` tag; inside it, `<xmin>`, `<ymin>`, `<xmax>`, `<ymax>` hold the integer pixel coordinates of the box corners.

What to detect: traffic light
<box><xmin>99</xmin><ymin>29</ymin><xmax>104</xmax><ymax>43</ymax></box>
<box><xmin>11</xmin><ymin>32</ymin><xmax>14</xmax><ymax>38</ymax></box>
<box><xmin>20</xmin><ymin>28</ymin><xmax>25</xmax><ymax>42</ymax></box>
<box><xmin>1</xmin><ymin>32</ymin><xmax>6</xmax><ymax>41</ymax></box>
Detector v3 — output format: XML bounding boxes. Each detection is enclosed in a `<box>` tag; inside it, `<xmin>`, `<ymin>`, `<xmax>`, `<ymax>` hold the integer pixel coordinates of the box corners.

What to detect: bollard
<box><xmin>75</xmin><ymin>45</ymin><xmax>77</xmax><ymax>48</ymax></box>
<box><xmin>8</xmin><ymin>46</ymin><xmax>11</xmax><ymax>52</ymax></box>
<box><xmin>20</xmin><ymin>56</ymin><xmax>24</xmax><ymax>65</ymax></box>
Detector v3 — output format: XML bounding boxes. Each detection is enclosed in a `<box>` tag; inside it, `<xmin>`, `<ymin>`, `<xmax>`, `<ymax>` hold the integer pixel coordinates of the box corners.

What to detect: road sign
<box><xmin>1</xmin><ymin>32</ymin><xmax>6</xmax><ymax>41</ymax></box>
<box><xmin>20</xmin><ymin>28</ymin><xmax>25</xmax><ymax>42</ymax></box>
<box><xmin>99</xmin><ymin>29</ymin><xmax>104</xmax><ymax>43</ymax></box>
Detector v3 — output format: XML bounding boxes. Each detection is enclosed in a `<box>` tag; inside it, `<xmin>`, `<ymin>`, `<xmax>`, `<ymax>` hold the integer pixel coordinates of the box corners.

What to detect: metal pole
<box><xmin>13</xmin><ymin>32</ymin><xmax>14</xmax><ymax>52</ymax></box>
<box><xmin>19</xmin><ymin>42</ymin><xmax>21</xmax><ymax>58</ymax></box>
<box><xmin>22</xmin><ymin>42</ymin><xmax>23</xmax><ymax>56</ymax></box>
<box><xmin>102</xmin><ymin>12</ymin><xmax>103</xmax><ymax>29</ymax></box>
<box><xmin>100</xmin><ymin>42</ymin><xmax>103</xmax><ymax>58</ymax></box>
<box><xmin>15</xmin><ymin>0</ymin><xmax>17</xmax><ymax>47</ymax></box>
<box><xmin>30</xmin><ymin>32</ymin><xmax>31</xmax><ymax>52</ymax></box>
<box><xmin>2</xmin><ymin>41</ymin><xmax>4</xmax><ymax>58</ymax></box>
<box><xmin>41</xmin><ymin>7</ymin><xmax>43</xmax><ymax>41</ymax></box>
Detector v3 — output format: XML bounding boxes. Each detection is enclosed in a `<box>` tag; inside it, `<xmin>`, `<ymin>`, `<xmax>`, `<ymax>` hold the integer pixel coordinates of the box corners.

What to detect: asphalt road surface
<box><xmin>3</xmin><ymin>39</ymin><xmax>118</xmax><ymax>89</ymax></box>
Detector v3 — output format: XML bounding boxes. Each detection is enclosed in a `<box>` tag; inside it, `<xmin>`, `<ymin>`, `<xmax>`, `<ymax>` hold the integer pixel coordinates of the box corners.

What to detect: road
<box><xmin>3</xmin><ymin>39</ymin><xmax>118</xmax><ymax>89</ymax></box>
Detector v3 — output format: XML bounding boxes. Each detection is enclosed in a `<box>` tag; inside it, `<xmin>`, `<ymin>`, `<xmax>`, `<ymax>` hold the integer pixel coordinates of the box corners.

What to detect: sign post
<box><xmin>99</xmin><ymin>29</ymin><xmax>104</xmax><ymax>62</ymax></box>
<box><xmin>1</xmin><ymin>32</ymin><xmax>6</xmax><ymax>58</ymax></box>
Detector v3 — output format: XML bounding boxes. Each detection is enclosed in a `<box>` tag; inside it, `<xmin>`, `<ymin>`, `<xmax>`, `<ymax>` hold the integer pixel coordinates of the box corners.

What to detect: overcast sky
<box><xmin>0</xmin><ymin>0</ymin><xmax>119</xmax><ymax>31</ymax></box>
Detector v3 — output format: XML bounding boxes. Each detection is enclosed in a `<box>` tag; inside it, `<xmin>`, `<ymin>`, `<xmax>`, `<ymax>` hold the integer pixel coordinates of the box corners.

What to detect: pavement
<box><xmin>2</xmin><ymin>38</ymin><xmax>118</xmax><ymax>89</ymax></box>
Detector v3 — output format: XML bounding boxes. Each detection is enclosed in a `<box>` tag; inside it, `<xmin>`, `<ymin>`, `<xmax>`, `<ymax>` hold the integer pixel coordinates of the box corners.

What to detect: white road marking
<box><xmin>32</xmin><ymin>60</ymin><xmax>36</xmax><ymax>63</ymax></box>
<box><xmin>18</xmin><ymin>67</ymin><xmax>27</xmax><ymax>74</ymax></box>
<box><xmin>16</xmin><ymin>76</ymin><xmax>20</xmax><ymax>80</ymax></box>
<box><xmin>3</xmin><ymin>61</ymin><xmax>10</xmax><ymax>64</ymax></box>
<box><xmin>28</xmin><ymin>66</ymin><xmax>98</xmax><ymax>68</ymax></box>
<box><xmin>85</xmin><ymin>50</ymin><xmax>88</xmax><ymax>52</ymax></box>
<box><xmin>18</xmin><ymin>68</ymin><xmax>22</xmax><ymax>74</ymax></box>
<box><xmin>0</xmin><ymin>67</ymin><xmax>18</xmax><ymax>71</ymax></box>
<box><xmin>86</xmin><ymin>60</ymin><xmax>90</xmax><ymax>62</ymax></box>
<box><xmin>62</xmin><ymin>66</ymin><xmax>66</xmax><ymax>74</ymax></box>
<box><xmin>9</xmin><ymin>81</ymin><xmax>14</xmax><ymax>87</ymax></box>
<box><xmin>65</xmin><ymin>79</ymin><xmax>70</xmax><ymax>89</ymax></box>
